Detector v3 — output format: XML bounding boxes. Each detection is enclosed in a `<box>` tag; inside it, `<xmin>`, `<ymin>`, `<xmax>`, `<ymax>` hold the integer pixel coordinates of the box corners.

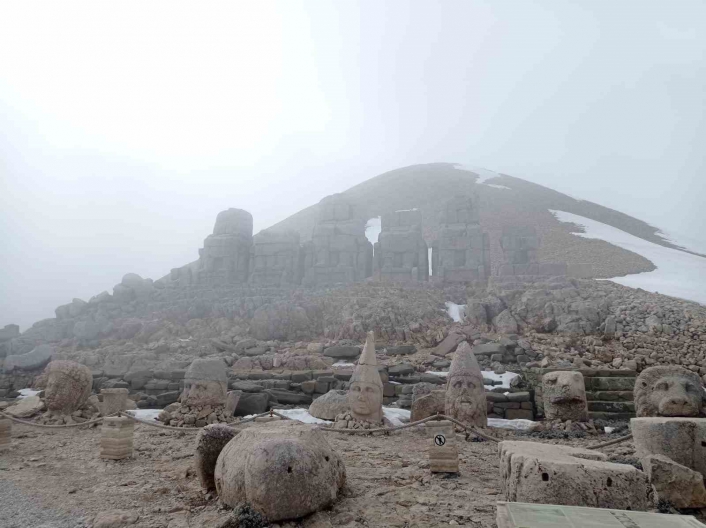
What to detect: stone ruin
<box><xmin>445</xmin><ymin>341</ymin><xmax>487</xmax><ymax>427</ymax></box>
<box><xmin>197</xmin><ymin>208</ymin><xmax>254</xmax><ymax>285</ymax></box>
<box><xmin>303</xmin><ymin>194</ymin><xmax>373</xmax><ymax>286</ymax></box>
<box><xmin>630</xmin><ymin>365</ymin><xmax>706</xmax><ymax>508</ymax></box>
<box><xmin>497</xmin><ymin>226</ymin><xmax>567</xmax><ymax>277</ymax></box>
<box><xmin>432</xmin><ymin>196</ymin><xmax>489</xmax><ymax>283</ymax></box>
<box><xmin>634</xmin><ymin>365</ymin><xmax>704</xmax><ymax>418</ymax></box>
<box><xmin>249</xmin><ymin>230</ymin><xmax>303</xmax><ymax>286</ymax></box>
<box><xmin>541</xmin><ymin>370</ymin><xmax>588</xmax><ymax>422</ymax></box>
<box><xmin>373</xmin><ymin>209</ymin><xmax>428</xmax><ymax>283</ymax></box>
<box><xmin>196</xmin><ymin>420</ymin><xmax>346</xmax><ymax>522</ymax></box>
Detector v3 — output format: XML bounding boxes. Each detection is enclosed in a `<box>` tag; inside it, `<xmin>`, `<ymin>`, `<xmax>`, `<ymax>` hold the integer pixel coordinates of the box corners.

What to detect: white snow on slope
<box><xmin>551</xmin><ymin>210</ymin><xmax>706</xmax><ymax>305</ymax></box>
<box><xmin>445</xmin><ymin>302</ymin><xmax>466</xmax><ymax>322</ymax></box>
<box><xmin>484</xmin><ymin>184</ymin><xmax>512</xmax><ymax>191</ymax></box>
<box><xmin>426</xmin><ymin>370</ymin><xmax>520</xmax><ymax>390</ymax></box>
<box><xmin>456</xmin><ymin>164</ymin><xmax>500</xmax><ymax>184</ymax></box>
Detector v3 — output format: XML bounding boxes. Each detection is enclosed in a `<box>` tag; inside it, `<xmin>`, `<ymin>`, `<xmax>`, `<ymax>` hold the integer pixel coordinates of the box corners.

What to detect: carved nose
<box><xmin>669</xmin><ymin>397</ymin><xmax>688</xmax><ymax>407</ymax></box>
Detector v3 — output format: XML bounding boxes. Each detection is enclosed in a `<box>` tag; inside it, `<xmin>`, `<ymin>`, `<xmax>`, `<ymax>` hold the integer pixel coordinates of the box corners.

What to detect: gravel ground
<box><xmin>0</xmin><ymin>477</ymin><xmax>88</xmax><ymax>528</ymax></box>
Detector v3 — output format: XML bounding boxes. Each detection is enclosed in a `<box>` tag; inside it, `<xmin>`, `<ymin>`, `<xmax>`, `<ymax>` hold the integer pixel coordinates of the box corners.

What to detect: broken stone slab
<box><xmin>385</xmin><ymin>345</ymin><xmax>417</xmax><ymax>356</ymax></box>
<box><xmin>472</xmin><ymin>343</ymin><xmax>506</xmax><ymax>356</ymax></box>
<box><xmin>631</xmin><ymin>417</ymin><xmax>706</xmax><ymax>478</ymax></box>
<box><xmin>495</xmin><ymin>502</ymin><xmax>706</xmax><ymax>528</ymax></box>
<box><xmin>643</xmin><ymin>454</ymin><xmax>706</xmax><ymax>508</ymax></box>
<box><xmin>433</xmin><ymin>333</ymin><xmax>465</xmax><ymax>356</ymax></box>
<box><xmin>410</xmin><ymin>390</ymin><xmax>445</xmax><ymax>422</ymax></box>
<box><xmin>323</xmin><ymin>346</ymin><xmax>360</xmax><ymax>359</ymax></box>
<box><xmin>5</xmin><ymin>395</ymin><xmax>45</xmax><ymax>418</ymax></box>
<box><xmin>499</xmin><ymin>441</ymin><xmax>649</xmax><ymax>510</ymax></box>
<box><xmin>309</xmin><ymin>390</ymin><xmax>349</xmax><ymax>421</ymax></box>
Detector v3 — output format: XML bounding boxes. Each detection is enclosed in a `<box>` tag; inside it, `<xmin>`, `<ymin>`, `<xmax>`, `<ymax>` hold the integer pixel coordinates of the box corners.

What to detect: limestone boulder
<box><xmin>214</xmin><ymin>421</ymin><xmax>346</xmax><ymax>521</ymax></box>
<box><xmin>631</xmin><ymin>417</ymin><xmax>706</xmax><ymax>478</ymax></box>
<box><xmin>411</xmin><ymin>390</ymin><xmax>445</xmax><ymax>422</ymax></box>
<box><xmin>3</xmin><ymin>344</ymin><xmax>53</xmax><ymax>372</ymax></box>
<box><xmin>499</xmin><ymin>441</ymin><xmax>649</xmax><ymax>510</ymax></box>
<box><xmin>44</xmin><ymin>360</ymin><xmax>93</xmax><ymax>414</ymax></box>
<box><xmin>195</xmin><ymin>424</ymin><xmax>238</xmax><ymax>491</ymax></box>
<box><xmin>309</xmin><ymin>390</ymin><xmax>349</xmax><ymax>421</ymax></box>
<box><xmin>5</xmin><ymin>395</ymin><xmax>45</xmax><ymax>418</ymax></box>
<box><xmin>643</xmin><ymin>454</ymin><xmax>706</xmax><ymax>508</ymax></box>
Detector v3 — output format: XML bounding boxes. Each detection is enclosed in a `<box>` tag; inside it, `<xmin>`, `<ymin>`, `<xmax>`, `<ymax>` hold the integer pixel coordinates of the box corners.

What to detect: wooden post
<box><xmin>100</xmin><ymin>416</ymin><xmax>133</xmax><ymax>460</ymax></box>
<box><xmin>426</xmin><ymin>420</ymin><xmax>459</xmax><ymax>473</ymax></box>
<box><xmin>0</xmin><ymin>417</ymin><xmax>11</xmax><ymax>452</ymax></box>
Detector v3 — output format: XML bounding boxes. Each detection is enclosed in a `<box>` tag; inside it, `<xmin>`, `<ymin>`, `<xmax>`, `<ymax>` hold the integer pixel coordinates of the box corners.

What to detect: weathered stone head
<box><xmin>635</xmin><ymin>366</ymin><xmax>704</xmax><ymax>417</ymax></box>
<box><xmin>445</xmin><ymin>342</ymin><xmax>487</xmax><ymax>427</ymax></box>
<box><xmin>347</xmin><ymin>332</ymin><xmax>383</xmax><ymax>424</ymax></box>
<box><xmin>44</xmin><ymin>360</ymin><xmax>93</xmax><ymax>414</ymax></box>
<box><xmin>183</xmin><ymin>358</ymin><xmax>228</xmax><ymax>408</ymax></box>
<box><xmin>542</xmin><ymin>371</ymin><xmax>588</xmax><ymax>422</ymax></box>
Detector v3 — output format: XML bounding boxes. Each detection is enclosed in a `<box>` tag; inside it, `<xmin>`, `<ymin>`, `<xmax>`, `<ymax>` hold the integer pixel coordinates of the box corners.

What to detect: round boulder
<box><xmin>309</xmin><ymin>390</ymin><xmax>350</xmax><ymax>421</ymax></box>
<box><xmin>214</xmin><ymin>421</ymin><xmax>346</xmax><ymax>522</ymax></box>
<box><xmin>183</xmin><ymin>358</ymin><xmax>228</xmax><ymax>407</ymax></box>
<box><xmin>44</xmin><ymin>360</ymin><xmax>93</xmax><ymax>414</ymax></box>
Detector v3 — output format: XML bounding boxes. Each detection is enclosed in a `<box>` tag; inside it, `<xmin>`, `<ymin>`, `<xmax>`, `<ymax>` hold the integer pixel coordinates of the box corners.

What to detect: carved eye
<box><xmin>547</xmin><ymin>378</ymin><xmax>557</xmax><ymax>385</ymax></box>
<box><xmin>655</xmin><ymin>381</ymin><xmax>669</xmax><ymax>391</ymax></box>
<box><xmin>353</xmin><ymin>385</ymin><xmax>361</xmax><ymax>392</ymax></box>
<box><xmin>684</xmin><ymin>382</ymin><xmax>699</xmax><ymax>394</ymax></box>
<box><xmin>466</xmin><ymin>382</ymin><xmax>476</xmax><ymax>390</ymax></box>
<box><xmin>365</xmin><ymin>386</ymin><xmax>374</xmax><ymax>393</ymax></box>
<box><xmin>454</xmin><ymin>381</ymin><xmax>463</xmax><ymax>389</ymax></box>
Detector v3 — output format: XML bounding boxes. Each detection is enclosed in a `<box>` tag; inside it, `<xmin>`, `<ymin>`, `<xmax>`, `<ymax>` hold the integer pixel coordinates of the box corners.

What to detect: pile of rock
<box><xmin>158</xmin><ymin>402</ymin><xmax>232</xmax><ymax>427</ymax></box>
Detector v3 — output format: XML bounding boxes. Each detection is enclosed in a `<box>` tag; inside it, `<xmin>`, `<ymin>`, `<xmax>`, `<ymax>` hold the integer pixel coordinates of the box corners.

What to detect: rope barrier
<box><xmin>585</xmin><ymin>432</ymin><xmax>633</xmax><ymax>450</ymax></box>
<box><xmin>0</xmin><ymin>411</ymin><xmax>117</xmax><ymax>429</ymax></box>
<box><xmin>119</xmin><ymin>409</ymin><xmax>292</xmax><ymax>432</ymax></box>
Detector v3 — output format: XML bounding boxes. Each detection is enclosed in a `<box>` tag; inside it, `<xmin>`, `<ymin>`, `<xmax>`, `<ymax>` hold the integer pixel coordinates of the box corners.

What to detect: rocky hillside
<box><xmin>268</xmin><ymin>163</ymin><xmax>696</xmax><ymax>278</ymax></box>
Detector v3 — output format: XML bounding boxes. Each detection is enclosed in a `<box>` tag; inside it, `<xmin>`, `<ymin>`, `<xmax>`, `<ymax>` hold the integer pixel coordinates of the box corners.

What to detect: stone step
<box><xmin>587</xmin><ymin>401</ymin><xmax>635</xmax><ymax>413</ymax></box>
<box><xmin>585</xmin><ymin>377</ymin><xmax>636</xmax><ymax>391</ymax></box>
<box><xmin>585</xmin><ymin>391</ymin><xmax>634</xmax><ymax>402</ymax></box>
<box><xmin>588</xmin><ymin>411</ymin><xmax>635</xmax><ymax>421</ymax></box>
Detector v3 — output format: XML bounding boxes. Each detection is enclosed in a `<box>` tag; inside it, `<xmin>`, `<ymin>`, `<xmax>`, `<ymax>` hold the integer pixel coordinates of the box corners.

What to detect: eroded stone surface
<box><xmin>634</xmin><ymin>365</ymin><xmax>704</xmax><ymax>417</ymax></box>
<box><xmin>182</xmin><ymin>358</ymin><xmax>228</xmax><ymax>408</ymax></box>
<box><xmin>346</xmin><ymin>332</ymin><xmax>383</xmax><ymax>425</ymax></box>
<box><xmin>542</xmin><ymin>371</ymin><xmax>589</xmax><ymax>422</ymax></box>
<box><xmin>44</xmin><ymin>360</ymin><xmax>93</xmax><ymax>414</ymax></box>
<box><xmin>309</xmin><ymin>390</ymin><xmax>350</xmax><ymax>421</ymax></box>
<box><xmin>499</xmin><ymin>441</ymin><xmax>649</xmax><ymax>510</ymax></box>
<box><xmin>631</xmin><ymin>417</ymin><xmax>706</xmax><ymax>478</ymax></box>
<box><xmin>195</xmin><ymin>424</ymin><xmax>238</xmax><ymax>491</ymax></box>
<box><xmin>214</xmin><ymin>421</ymin><xmax>346</xmax><ymax>521</ymax></box>
<box><xmin>643</xmin><ymin>454</ymin><xmax>706</xmax><ymax>508</ymax></box>
<box><xmin>445</xmin><ymin>341</ymin><xmax>487</xmax><ymax>427</ymax></box>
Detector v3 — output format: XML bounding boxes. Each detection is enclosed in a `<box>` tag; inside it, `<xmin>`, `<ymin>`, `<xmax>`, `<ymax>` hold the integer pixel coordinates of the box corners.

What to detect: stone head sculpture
<box><xmin>445</xmin><ymin>342</ymin><xmax>487</xmax><ymax>427</ymax></box>
<box><xmin>634</xmin><ymin>366</ymin><xmax>704</xmax><ymax>417</ymax></box>
<box><xmin>183</xmin><ymin>358</ymin><xmax>228</xmax><ymax>408</ymax></box>
<box><xmin>44</xmin><ymin>360</ymin><xmax>93</xmax><ymax>414</ymax></box>
<box><xmin>347</xmin><ymin>332</ymin><xmax>383</xmax><ymax>424</ymax></box>
<box><xmin>542</xmin><ymin>370</ymin><xmax>588</xmax><ymax>422</ymax></box>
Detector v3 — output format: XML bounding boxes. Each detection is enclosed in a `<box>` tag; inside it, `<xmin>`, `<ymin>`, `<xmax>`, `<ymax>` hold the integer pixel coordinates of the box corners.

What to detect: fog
<box><xmin>1</xmin><ymin>1</ymin><xmax>705</xmax><ymax>330</ymax></box>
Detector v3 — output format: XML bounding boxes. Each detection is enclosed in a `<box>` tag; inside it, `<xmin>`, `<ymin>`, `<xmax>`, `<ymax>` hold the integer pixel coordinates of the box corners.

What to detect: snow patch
<box><xmin>365</xmin><ymin>217</ymin><xmax>381</xmax><ymax>245</ymax></box>
<box><xmin>426</xmin><ymin>370</ymin><xmax>521</xmax><ymax>391</ymax></box>
<box><xmin>383</xmin><ymin>407</ymin><xmax>410</xmax><ymax>426</ymax></box>
<box><xmin>17</xmin><ymin>388</ymin><xmax>41</xmax><ymax>399</ymax></box>
<box><xmin>551</xmin><ymin>210</ymin><xmax>706</xmax><ymax>305</ymax></box>
<box><xmin>483</xmin><ymin>183</ymin><xmax>512</xmax><ymax>191</ymax></box>
<box><xmin>126</xmin><ymin>409</ymin><xmax>161</xmax><ymax>422</ymax></box>
<box><xmin>445</xmin><ymin>302</ymin><xmax>466</xmax><ymax>323</ymax></box>
<box><xmin>274</xmin><ymin>408</ymin><xmax>330</xmax><ymax>424</ymax></box>
<box><xmin>455</xmin><ymin>164</ymin><xmax>500</xmax><ymax>184</ymax></box>
<box><xmin>332</xmin><ymin>361</ymin><xmax>355</xmax><ymax>368</ymax></box>
<box><xmin>488</xmin><ymin>418</ymin><xmax>538</xmax><ymax>431</ymax></box>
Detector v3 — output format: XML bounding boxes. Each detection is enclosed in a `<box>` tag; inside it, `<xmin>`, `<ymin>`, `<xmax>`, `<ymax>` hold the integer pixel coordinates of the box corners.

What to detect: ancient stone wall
<box><xmin>303</xmin><ymin>194</ymin><xmax>373</xmax><ymax>286</ymax></box>
<box><xmin>497</xmin><ymin>226</ymin><xmax>567</xmax><ymax>277</ymax></box>
<box><xmin>249</xmin><ymin>231</ymin><xmax>303</xmax><ymax>286</ymax></box>
<box><xmin>432</xmin><ymin>196</ymin><xmax>489</xmax><ymax>283</ymax></box>
<box><xmin>196</xmin><ymin>208</ymin><xmax>253</xmax><ymax>285</ymax></box>
<box><xmin>374</xmin><ymin>209</ymin><xmax>428</xmax><ymax>283</ymax></box>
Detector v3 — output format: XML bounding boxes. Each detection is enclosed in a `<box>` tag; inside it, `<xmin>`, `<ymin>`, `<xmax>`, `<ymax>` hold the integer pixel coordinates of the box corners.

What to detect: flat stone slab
<box><xmin>496</xmin><ymin>502</ymin><xmax>706</xmax><ymax>528</ymax></box>
<box><xmin>499</xmin><ymin>441</ymin><xmax>649</xmax><ymax>511</ymax></box>
<box><xmin>632</xmin><ymin>417</ymin><xmax>706</xmax><ymax>478</ymax></box>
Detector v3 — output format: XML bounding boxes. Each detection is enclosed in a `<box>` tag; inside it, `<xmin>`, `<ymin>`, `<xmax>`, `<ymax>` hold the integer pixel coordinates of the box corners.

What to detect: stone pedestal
<box><xmin>631</xmin><ymin>417</ymin><xmax>706</xmax><ymax>478</ymax></box>
<box><xmin>100</xmin><ymin>388</ymin><xmax>129</xmax><ymax>416</ymax></box>
<box><xmin>0</xmin><ymin>417</ymin><xmax>11</xmax><ymax>452</ymax></box>
<box><xmin>426</xmin><ymin>420</ymin><xmax>458</xmax><ymax>473</ymax></box>
<box><xmin>100</xmin><ymin>416</ymin><xmax>134</xmax><ymax>460</ymax></box>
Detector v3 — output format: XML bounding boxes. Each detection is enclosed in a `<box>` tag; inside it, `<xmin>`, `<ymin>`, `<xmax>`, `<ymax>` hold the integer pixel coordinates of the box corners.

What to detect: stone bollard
<box><xmin>100</xmin><ymin>416</ymin><xmax>134</xmax><ymax>460</ymax></box>
<box><xmin>0</xmin><ymin>417</ymin><xmax>11</xmax><ymax>452</ymax></box>
<box><xmin>426</xmin><ymin>420</ymin><xmax>459</xmax><ymax>473</ymax></box>
<box><xmin>100</xmin><ymin>388</ymin><xmax>129</xmax><ymax>416</ymax></box>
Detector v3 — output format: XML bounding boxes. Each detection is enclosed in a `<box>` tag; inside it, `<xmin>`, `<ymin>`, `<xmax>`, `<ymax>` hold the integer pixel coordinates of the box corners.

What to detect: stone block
<box><xmin>588</xmin><ymin>377</ymin><xmax>635</xmax><ymax>391</ymax></box>
<box><xmin>234</xmin><ymin>392</ymin><xmax>270</xmax><ymax>416</ymax></box>
<box><xmin>0</xmin><ymin>417</ymin><xmax>11</xmax><ymax>452</ymax></box>
<box><xmin>155</xmin><ymin>391</ymin><xmax>180</xmax><ymax>407</ymax></box>
<box><xmin>499</xmin><ymin>441</ymin><xmax>649</xmax><ymax>510</ymax></box>
<box><xmin>505</xmin><ymin>409</ymin><xmax>534</xmax><ymax>420</ymax></box>
<box><xmin>323</xmin><ymin>346</ymin><xmax>360</xmax><ymax>359</ymax></box>
<box><xmin>385</xmin><ymin>345</ymin><xmax>417</xmax><ymax>356</ymax></box>
<box><xmin>225</xmin><ymin>391</ymin><xmax>242</xmax><ymax>416</ymax></box>
<box><xmin>643</xmin><ymin>454</ymin><xmax>706</xmax><ymax>508</ymax></box>
<box><xmin>100</xmin><ymin>417</ymin><xmax>133</xmax><ymax>460</ymax></box>
<box><xmin>100</xmin><ymin>388</ymin><xmax>129</xmax><ymax>416</ymax></box>
<box><xmin>631</xmin><ymin>417</ymin><xmax>706</xmax><ymax>478</ymax></box>
<box><xmin>291</xmin><ymin>371</ymin><xmax>313</xmax><ymax>383</ymax></box>
<box><xmin>411</xmin><ymin>390</ymin><xmax>445</xmax><ymax>422</ymax></box>
<box><xmin>473</xmin><ymin>343</ymin><xmax>506</xmax><ymax>356</ymax></box>
<box><xmin>426</xmin><ymin>420</ymin><xmax>458</xmax><ymax>473</ymax></box>
<box><xmin>506</xmin><ymin>392</ymin><xmax>530</xmax><ymax>403</ymax></box>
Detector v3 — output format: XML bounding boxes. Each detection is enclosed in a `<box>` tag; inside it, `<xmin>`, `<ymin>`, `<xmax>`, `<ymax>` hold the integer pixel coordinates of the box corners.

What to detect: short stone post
<box><xmin>100</xmin><ymin>388</ymin><xmax>129</xmax><ymax>416</ymax></box>
<box><xmin>426</xmin><ymin>420</ymin><xmax>459</xmax><ymax>473</ymax></box>
<box><xmin>100</xmin><ymin>416</ymin><xmax>134</xmax><ymax>460</ymax></box>
<box><xmin>0</xmin><ymin>417</ymin><xmax>11</xmax><ymax>452</ymax></box>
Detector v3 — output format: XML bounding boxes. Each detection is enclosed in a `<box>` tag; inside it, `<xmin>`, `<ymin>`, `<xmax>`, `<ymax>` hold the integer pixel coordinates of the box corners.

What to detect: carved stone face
<box><xmin>44</xmin><ymin>361</ymin><xmax>93</xmax><ymax>414</ymax></box>
<box><xmin>542</xmin><ymin>371</ymin><xmax>588</xmax><ymax>422</ymax></box>
<box><xmin>183</xmin><ymin>379</ymin><xmax>227</xmax><ymax>408</ymax></box>
<box><xmin>648</xmin><ymin>375</ymin><xmax>701</xmax><ymax>417</ymax></box>
<box><xmin>445</xmin><ymin>374</ymin><xmax>486</xmax><ymax>427</ymax></box>
<box><xmin>348</xmin><ymin>381</ymin><xmax>382</xmax><ymax>422</ymax></box>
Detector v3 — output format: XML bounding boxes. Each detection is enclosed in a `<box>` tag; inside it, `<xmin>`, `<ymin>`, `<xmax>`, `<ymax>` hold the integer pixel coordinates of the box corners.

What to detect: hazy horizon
<box><xmin>2</xmin><ymin>1</ymin><xmax>705</xmax><ymax>331</ymax></box>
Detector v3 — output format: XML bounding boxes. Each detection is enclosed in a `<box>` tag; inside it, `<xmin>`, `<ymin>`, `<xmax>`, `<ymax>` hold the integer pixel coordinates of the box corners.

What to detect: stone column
<box><xmin>100</xmin><ymin>416</ymin><xmax>134</xmax><ymax>460</ymax></box>
<box><xmin>0</xmin><ymin>417</ymin><xmax>11</xmax><ymax>452</ymax></box>
<box><xmin>426</xmin><ymin>420</ymin><xmax>458</xmax><ymax>473</ymax></box>
<box><xmin>100</xmin><ymin>388</ymin><xmax>130</xmax><ymax>416</ymax></box>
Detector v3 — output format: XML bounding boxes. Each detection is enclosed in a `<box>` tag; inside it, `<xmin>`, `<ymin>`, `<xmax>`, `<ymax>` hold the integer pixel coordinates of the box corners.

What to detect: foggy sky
<box><xmin>2</xmin><ymin>1</ymin><xmax>705</xmax><ymax>330</ymax></box>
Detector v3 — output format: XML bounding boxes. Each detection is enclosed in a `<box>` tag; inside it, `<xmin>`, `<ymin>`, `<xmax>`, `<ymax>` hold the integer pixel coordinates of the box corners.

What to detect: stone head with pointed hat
<box><xmin>445</xmin><ymin>341</ymin><xmax>487</xmax><ymax>427</ymax></box>
<box><xmin>348</xmin><ymin>331</ymin><xmax>384</xmax><ymax>424</ymax></box>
